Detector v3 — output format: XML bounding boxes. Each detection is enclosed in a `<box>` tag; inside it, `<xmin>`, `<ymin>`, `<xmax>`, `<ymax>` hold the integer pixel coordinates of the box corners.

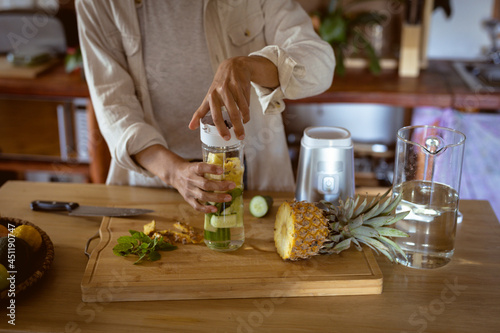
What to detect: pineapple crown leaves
<box><xmin>317</xmin><ymin>188</ymin><xmax>410</xmax><ymax>262</ymax></box>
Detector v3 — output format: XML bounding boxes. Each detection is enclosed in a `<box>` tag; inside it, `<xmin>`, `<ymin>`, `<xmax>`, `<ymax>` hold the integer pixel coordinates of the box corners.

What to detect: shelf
<box><xmin>0</xmin><ymin>157</ymin><xmax>89</xmax><ymax>179</ymax></box>
<box><xmin>287</xmin><ymin>60</ymin><xmax>500</xmax><ymax>110</ymax></box>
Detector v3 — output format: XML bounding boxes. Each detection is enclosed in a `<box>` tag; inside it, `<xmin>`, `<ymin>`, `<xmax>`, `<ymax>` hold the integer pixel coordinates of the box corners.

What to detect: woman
<box><xmin>76</xmin><ymin>0</ymin><xmax>335</xmax><ymax>212</ymax></box>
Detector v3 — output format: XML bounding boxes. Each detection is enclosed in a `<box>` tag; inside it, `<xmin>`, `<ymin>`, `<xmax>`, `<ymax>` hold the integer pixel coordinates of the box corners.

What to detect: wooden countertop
<box><xmin>289</xmin><ymin>60</ymin><xmax>500</xmax><ymax>110</ymax></box>
<box><xmin>0</xmin><ymin>181</ymin><xmax>499</xmax><ymax>332</ymax></box>
<box><xmin>291</xmin><ymin>61</ymin><xmax>452</xmax><ymax>108</ymax></box>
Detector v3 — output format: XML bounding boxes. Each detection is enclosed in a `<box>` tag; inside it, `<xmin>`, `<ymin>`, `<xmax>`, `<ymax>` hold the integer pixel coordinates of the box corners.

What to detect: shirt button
<box><xmin>244</xmin><ymin>29</ymin><xmax>250</xmax><ymax>37</ymax></box>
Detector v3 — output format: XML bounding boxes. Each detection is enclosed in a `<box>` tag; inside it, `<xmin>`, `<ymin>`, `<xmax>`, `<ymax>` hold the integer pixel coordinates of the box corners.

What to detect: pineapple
<box><xmin>274</xmin><ymin>189</ymin><xmax>409</xmax><ymax>262</ymax></box>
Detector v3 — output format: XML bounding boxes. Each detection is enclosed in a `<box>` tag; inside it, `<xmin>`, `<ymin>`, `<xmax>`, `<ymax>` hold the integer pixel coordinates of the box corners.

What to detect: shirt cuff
<box><xmin>249</xmin><ymin>45</ymin><xmax>305</xmax><ymax>115</ymax></box>
<box><xmin>114</xmin><ymin>122</ymin><xmax>168</xmax><ymax>177</ymax></box>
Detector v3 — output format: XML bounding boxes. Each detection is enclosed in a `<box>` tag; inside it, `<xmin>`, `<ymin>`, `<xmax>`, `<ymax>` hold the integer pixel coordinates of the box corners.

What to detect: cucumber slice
<box><xmin>235</xmin><ymin>202</ymin><xmax>244</xmax><ymax>227</ymax></box>
<box><xmin>231</xmin><ymin>195</ymin><xmax>243</xmax><ymax>210</ymax></box>
<box><xmin>249</xmin><ymin>195</ymin><xmax>273</xmax><ymax>218</ymax></box>
<box><xmin>220</xmin><ymin>192</ymin><xmax>243</xmax><ymax>216</ymax></box>
<box><xmin>228</xmin><ymin>195</ymin><xmax>244</xmax><ymax>227</ymax></box>
<box><xmin>211</xmin><ymin>214</ymin><xmax>238</xmax><ymax>228</ymax></box>
<box><xmin>220</xmin><ymin>204</ymin><xmax>233</xmax><ymax>216</ymax></box>
<box><xmin>204</xmin><ymin>214</ymin><xmax>217</xmax><ymax>232</ymax></box>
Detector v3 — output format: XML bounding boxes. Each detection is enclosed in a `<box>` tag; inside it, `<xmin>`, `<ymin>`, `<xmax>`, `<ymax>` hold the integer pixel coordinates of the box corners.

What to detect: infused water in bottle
<box><xmin>200</xmin><ymin>111</ymin><xmax>244</xmax><ymax>251</ymax></box>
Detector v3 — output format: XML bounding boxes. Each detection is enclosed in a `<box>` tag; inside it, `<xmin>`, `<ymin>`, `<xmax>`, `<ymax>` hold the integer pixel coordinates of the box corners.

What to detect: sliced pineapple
<box><xmin>274</xmin><ymin>190</ymin><xmax>410</xmax><ymax>262</ymax></box>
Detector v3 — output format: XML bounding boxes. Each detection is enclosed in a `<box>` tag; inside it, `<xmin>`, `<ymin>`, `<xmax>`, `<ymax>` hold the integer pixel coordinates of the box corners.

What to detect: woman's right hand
<box><xmin>188</xmin><ymin>55</ymin><xmax>279</xmax><ymax>141</ymax></box>
<box><xmin>132</xmin><ymin>144</ymin><xmax>235</xmax><ymax>213</ymax></box>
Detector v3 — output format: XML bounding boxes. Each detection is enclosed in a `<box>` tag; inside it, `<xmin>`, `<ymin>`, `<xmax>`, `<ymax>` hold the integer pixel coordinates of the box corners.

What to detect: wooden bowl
<box><xmin>0</xmin><ymin>217</ymin><xmax>55</xmax><ymax>300</ymax></box>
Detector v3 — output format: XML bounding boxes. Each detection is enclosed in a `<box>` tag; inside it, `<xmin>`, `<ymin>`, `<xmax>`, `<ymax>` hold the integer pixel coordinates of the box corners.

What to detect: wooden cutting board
<box><xmin>0</xmin><ymin>56</ymin><xmax>59</xmax><ymax>78</ymax></box>
<box><xmin>81</xmin><ymin>198</ymin><xmax>383</xmax><ymax>302</ymax></box>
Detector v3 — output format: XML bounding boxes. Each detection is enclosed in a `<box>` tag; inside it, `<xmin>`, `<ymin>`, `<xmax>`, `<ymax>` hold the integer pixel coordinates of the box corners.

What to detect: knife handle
<box><xmin>31</xmin><ymin>200</ymin><xmax>80</xmax><ymax>212</ymax></box>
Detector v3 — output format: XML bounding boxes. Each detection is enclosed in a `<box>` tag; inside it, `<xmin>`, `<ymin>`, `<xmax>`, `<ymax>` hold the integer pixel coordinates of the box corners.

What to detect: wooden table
<box><xmin>0</xmin><ymin>181</ymin><xmax>499</xmax><ymax>332</ymax></box>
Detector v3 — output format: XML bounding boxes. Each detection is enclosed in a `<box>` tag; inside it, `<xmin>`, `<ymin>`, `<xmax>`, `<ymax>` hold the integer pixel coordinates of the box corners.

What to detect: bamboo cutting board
<box><xmin>81</xmin><ymin>198</ymin><xmax>383</xmax><ymax>302</ymax></box>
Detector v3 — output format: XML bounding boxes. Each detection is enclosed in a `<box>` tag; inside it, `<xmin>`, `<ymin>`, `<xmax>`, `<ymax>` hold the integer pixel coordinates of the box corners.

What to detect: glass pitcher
<box><xmin>392</xmin><ymin>125</ymin><xmax>466</xmax><ymax>269</ymax></box>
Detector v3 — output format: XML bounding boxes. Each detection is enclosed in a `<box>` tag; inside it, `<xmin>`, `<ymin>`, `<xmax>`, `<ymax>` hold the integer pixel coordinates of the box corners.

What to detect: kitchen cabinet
<box><xmin>0</xmin><ymin>60</ymin><xmax>109</xmax><ymax>184</ymax></box>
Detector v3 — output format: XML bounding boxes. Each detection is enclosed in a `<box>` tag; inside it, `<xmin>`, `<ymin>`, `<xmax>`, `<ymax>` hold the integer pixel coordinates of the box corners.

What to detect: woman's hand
<box><xmin>132</xmin><ymin>145</ymin><xmax>235</xmax><ymax>213</ymax></box>
<box><xmin>170</xmin><ymin>161</ymin><xmax>236</xmax><ymax>213</ymax></box>
<box><xmin>189</xmin><ymin>55</ymin><xmax>279</xmax><ymax>140</ymax></box>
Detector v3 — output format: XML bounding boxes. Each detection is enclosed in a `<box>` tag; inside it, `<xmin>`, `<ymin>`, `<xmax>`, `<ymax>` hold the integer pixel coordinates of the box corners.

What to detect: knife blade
<box><xmin>30</xmin><ymin>200</ymin><xmax>154</xmax><ymax>217</ymax></box>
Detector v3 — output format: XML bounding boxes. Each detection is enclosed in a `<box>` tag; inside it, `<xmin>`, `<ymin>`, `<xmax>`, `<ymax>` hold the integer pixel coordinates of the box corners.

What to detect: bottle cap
<box><xmin>200</xmin><ymin>108</ymin><xmax>241</xmax><ymax>147</ymax></box>
<box><xmin>302</xmin><ymin>126</ymin><xmax>352</xmax><ymax>148</ymax></box>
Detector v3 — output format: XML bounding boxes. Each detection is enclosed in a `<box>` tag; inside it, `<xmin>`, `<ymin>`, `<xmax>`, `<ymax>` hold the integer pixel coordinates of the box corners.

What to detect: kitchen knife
<box><xmin>30</xmin><ymin>200</ymin><xmax>154</xmax><ymax>217</ymax></box>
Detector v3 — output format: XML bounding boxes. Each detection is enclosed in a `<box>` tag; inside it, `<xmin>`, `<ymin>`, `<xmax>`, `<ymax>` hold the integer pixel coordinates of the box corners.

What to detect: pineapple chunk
<box><xmin>205</xmin><ymin>154</ymin><xmax>243</xmax><ymax>186</ymax></box>
<box><xmin>207</xmin><ymin>152</ymin><xmax>224</xmax><ymax>165</ymax></box>
<box><xmin>225</xmin><ymin>157</ymin><xmax>241</xmax><ymax>169</ymax></box>
<box><xmin>143</xmin><ymin>220</ymin><xmax>156</xmax><ymax>236</ymax></box>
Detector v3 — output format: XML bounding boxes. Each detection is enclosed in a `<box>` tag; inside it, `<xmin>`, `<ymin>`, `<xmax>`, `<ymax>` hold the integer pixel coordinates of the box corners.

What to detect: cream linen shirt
<box><xmin>76</xmin><ymin>0</ymin><xmax>335</xmax><ymax>191</ymax></box>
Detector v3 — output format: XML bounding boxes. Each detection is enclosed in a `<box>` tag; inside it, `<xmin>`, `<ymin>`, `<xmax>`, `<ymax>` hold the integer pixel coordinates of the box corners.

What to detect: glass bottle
<box><xmin>200</xmin><ymin>112</ymin><xmax>244</xmax><ymax>251</ymax></box>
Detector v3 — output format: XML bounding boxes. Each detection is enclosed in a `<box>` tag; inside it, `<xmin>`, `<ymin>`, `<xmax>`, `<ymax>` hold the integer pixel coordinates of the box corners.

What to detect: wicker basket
<box><xmin>0</xmin><ymin>217</ymin><xmax>55</xmax><ymax>300</ymax></box>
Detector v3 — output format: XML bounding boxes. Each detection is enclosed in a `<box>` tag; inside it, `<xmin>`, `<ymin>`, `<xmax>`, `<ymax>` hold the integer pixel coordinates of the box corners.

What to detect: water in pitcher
<box><xmin>393</xmin><ymin>180</ymin><xmax>459</xmax><ymax>269</ymax></box>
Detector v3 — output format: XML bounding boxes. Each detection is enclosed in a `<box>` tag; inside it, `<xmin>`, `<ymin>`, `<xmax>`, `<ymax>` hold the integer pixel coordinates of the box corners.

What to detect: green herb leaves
<box><xmin>113</xmin><ymin>230</ymin><xmax>177</xmax><ymax>264</ymax></box>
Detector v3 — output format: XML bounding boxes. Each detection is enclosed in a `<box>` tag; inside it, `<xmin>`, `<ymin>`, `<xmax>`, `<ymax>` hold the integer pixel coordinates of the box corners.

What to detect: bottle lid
<box><xmin>302</xmin><ymin>126</ymin><xmax>352</xmax><ymax>148</ymax></box>
<box><xmin>200</xmin><ymin>108</ymin><xmax>241</xmax><ymax>147</ymax></box>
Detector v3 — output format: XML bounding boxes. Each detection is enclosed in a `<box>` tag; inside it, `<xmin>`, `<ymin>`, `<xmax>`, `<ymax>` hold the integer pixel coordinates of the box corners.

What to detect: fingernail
<box><xmin>225</xmin><ymin>195</ymin><xmax>232</xmax><ymax>202</ymax></box>
<box><xmin>224</xmin><ymin>136</ymin><xmax>230</xmax><ymax>141</ymax></box>
<box><xmin>228</xmin><ymin>183</ymin><xmax>235</xmax><ymax>189</ymax></box>
<box><xmin>238</xmin><ymin>135</ymin><xmax>245</xmax><ymax>140</ymax></box>
<box><xmin>211</xmin><ymin>207</ymin><xmax>217</xmax><ymax>213</ymax></box>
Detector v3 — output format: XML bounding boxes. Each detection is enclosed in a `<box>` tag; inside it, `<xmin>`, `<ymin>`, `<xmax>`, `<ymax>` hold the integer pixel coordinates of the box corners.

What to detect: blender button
<box><xmin>323</xmin><ymin>176</ymin><xmax>335</xmax><ymax>191</ymax></box>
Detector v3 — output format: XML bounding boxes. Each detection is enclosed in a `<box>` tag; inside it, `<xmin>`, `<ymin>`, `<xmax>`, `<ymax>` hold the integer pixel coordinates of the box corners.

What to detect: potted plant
<box><xmin>317</xmin><ymin>0</ymin><xmax>390</xmax><ymax>76</ymax></box>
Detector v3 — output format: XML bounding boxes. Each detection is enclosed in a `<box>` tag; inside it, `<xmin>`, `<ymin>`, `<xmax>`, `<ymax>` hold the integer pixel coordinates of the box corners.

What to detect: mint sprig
<box><xmin>113</xmin><ymin>229</ymin><xmax>177</xmax><ymax>264</ymax></box>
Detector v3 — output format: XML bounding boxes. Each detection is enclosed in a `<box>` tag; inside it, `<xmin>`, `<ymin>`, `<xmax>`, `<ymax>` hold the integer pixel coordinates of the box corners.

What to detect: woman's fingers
<box><xmin>207</xmin><ymin>96</ymin><xmax>231</xmax><ymax>140</ymax></box>
<box><xmin>187</xmin><ymin>197</ymin><xmax>214</xmax><ymax>213</ymax></box>
<box><xmin>191</xmin><ymin>163</ymin><xmax>235</xmax><ymax>193</ymax></box>
<box><xmin>180</xmin><ymin>162</ymin><xmax>237</xmax><ymax>213</ymax></box>
<box><xmin>219</xmin><ymin>90</ymin><xmax>245</xmax><ymax>140</ymax></box>
<box><xmin>188</xmin><ymin>99</ymin><xmax>210</xmax><ymax>130</ymax></box>
<box><xmin>233</xmin><ymin>83</ymin><xmax>250</xmax><ymax>124</ymax></box>
<box><xmin>191</xmin><ymin>57</ymin><xmax>253</xmax><ymax>140</ymax></box>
